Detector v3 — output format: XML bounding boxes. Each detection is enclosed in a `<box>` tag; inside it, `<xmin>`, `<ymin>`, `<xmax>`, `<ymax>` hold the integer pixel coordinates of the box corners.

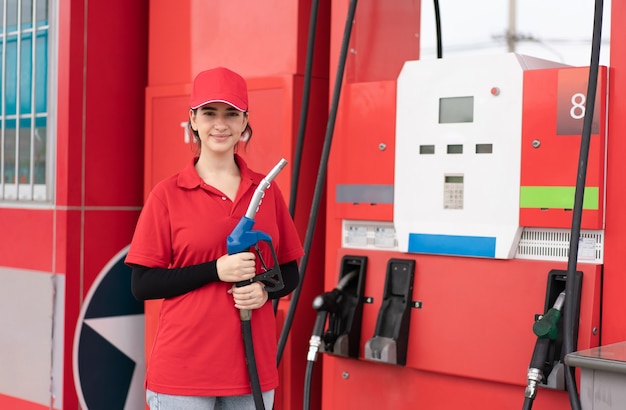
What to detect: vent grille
<box><xmin>516</xmin><ymin>228</ymin><xmax>604</xmax><ymax>263</ymax></box>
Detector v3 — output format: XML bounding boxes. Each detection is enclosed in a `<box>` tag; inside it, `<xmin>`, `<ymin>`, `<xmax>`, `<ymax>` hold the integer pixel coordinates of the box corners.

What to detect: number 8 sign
<box><xmin>557</xmin><ymin>67</ymin><xmax>601</xmax><ymax>136</ymax></box>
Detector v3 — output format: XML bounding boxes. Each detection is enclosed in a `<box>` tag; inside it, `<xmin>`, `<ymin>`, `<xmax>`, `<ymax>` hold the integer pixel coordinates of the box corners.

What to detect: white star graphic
<box><xmin>84</xmin><ymin>314</ymin><xmax>145</xmax><ymax>410</ymax></box>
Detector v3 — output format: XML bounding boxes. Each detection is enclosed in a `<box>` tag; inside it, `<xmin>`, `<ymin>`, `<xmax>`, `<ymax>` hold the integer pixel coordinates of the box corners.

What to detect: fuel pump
<box><xmin>227</xmin><ymin>158</ymin><xmax>288</xmax><ymax>410</ymax></box>
<box><xmin>304</xmin><ymin>255</ymin><xmax>367</xmax><ymax>410</ymax></box>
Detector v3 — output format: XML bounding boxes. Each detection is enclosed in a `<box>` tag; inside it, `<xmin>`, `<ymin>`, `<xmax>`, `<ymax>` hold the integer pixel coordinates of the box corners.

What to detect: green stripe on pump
<box><xmin>520</xmin><ymin>186</ymin><xmax>599</xmax><ymax>209</ymax></box>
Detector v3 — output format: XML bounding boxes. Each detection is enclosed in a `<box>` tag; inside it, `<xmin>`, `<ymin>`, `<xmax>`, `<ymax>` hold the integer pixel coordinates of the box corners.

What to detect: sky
<box><xmin>419</xmin><ymin>0</ymin><xmax>612</xmax><ymax>67</ymax></box>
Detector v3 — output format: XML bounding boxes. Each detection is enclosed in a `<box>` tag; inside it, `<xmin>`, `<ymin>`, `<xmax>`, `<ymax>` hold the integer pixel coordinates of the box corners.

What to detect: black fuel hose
<box><xmin>523</xmin><ymin>337</ymin><xmax>551</xmax><ymax>410</ymax></box>
<box><xmin>303</xmin><ymin>270</ymin><xmax>358</xmax><ymax>409</ymax></box>
<box><xmin>523</xmin><ymin>291</ymin><xmax>565</xmax><ymax>409</ymax></box>
<box><xmin>433</xmin><ymin>0</ymin><xmax>442</xmax><ymax>58</ymax></box>
<box><xmin>303</xmin><ymin>311</ymin><xmax>327</xmax><ymax>410</ymax></box>
<box><xmin>562</xmin><ymin>0</ymin><xmax>603</xmax><ymax>409</ymax></box>
<box><xmin>240</xmin><ymin>309</ymin><xmax>265</xmax><ymax>410</ymax></box>
<box><xmin>288</xmin><ymin>0</ymin><xmax>320</xmax><ymax>217</ymax></box>
<box><xmin>276</xmin><ymin>0</ymin><xmax>321</xmax><ymax>317</ymax></box>
<box><xmin>276</xmin><ymin>0</ymin><xmax>359</xmax><ymax>365</ymax></box>
<box><xmin>302</xmin><ymin>360</ymin><xmax>316</xmax><ymax>410</ymax></box>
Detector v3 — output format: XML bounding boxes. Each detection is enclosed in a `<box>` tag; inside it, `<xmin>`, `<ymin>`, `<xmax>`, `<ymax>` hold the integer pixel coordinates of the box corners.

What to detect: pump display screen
<box><xmin>439</xmin><ymin>96</ymin><xmax>474</xmax><ymax>123</ymax></box>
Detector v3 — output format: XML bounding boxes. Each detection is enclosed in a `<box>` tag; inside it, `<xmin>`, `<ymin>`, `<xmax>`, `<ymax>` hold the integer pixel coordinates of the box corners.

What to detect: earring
<box><xmin>241</xmin><ymin>131</ymin><xmax>250</xmax><ymax>142</ymax></box>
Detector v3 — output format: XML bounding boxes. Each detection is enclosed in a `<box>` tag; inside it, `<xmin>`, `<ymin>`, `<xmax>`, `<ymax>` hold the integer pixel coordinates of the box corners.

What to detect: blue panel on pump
<box><xmin>408</xmin><ymin>233</ymin><xmax>496</xmax><ymax>258</ymax></box>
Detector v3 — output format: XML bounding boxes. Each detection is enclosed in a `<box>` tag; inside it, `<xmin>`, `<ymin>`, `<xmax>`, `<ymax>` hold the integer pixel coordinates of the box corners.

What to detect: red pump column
<box><xmin>602</xmin><ymin>0</ymin><xmax>626</xmax><ymax>345</ymax></box>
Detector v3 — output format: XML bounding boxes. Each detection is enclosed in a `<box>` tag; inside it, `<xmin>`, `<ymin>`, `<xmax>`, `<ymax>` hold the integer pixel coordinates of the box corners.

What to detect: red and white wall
<box><xmin>0</xmin><ymin>0</ymin><xmax>148</xmax><ymax>408</ymax></box>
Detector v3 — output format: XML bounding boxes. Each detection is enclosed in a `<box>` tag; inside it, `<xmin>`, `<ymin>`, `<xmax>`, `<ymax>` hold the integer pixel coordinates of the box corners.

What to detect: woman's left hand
<box><xmin>228</xmin><ymin>281</ymin><xmax>268</xmax><ymax>310</ymax></box>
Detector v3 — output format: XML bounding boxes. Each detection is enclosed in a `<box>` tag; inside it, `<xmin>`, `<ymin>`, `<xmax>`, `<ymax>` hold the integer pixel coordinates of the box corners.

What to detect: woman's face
<box><xmin>189</xmin><ymin>102</ymin><xmax>248</xmax><ymax>155</ymax></box>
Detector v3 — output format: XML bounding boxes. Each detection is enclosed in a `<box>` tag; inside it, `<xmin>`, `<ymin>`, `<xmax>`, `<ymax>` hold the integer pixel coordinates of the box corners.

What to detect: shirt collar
<box><xmin>177</xmin><ymin>154</ymin><xmax>259</xmax><ymax>189</ymax></box>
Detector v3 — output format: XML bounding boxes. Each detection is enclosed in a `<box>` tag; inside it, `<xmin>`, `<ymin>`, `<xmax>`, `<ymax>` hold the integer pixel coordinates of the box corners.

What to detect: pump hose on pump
<box><xmin>276</xmin><ymin>0</ymin><xmax>359</xmax><ymax>365</ymax></box>
<box><xmin>562</xmin><ymin>1</ymin><xmax>603</xmax><ymax>409</ymax></box>
<box><xmin>276</xmin><ymin>0</ymin><xmax>320</xmax><ymax>318</ymax></box>
<box><xmin>521</xmin><ymin>0</ymin><xmax>604</xmax><ymax>409</ymax></box>
<box><xmin>303</xmin><ymin>270</ymin><xmax>359</xmax><ymax>410</ymax></box>
<box><xmin>304</xmin><ymin>310</ymin><xmax>327</xmax><ymax>410</ymax></box>
<box><xmin>523</xmin><ymin>291</ymin><xmax>566</xmax><ymax>410</ymax></box>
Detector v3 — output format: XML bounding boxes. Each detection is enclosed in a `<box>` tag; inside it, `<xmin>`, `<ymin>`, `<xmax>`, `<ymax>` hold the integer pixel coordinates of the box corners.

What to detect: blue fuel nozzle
<box><xmin>226</xmin><ymin>159</ymin><xmax>288</xmax><ymax>293</ymax></box>
<box><xmin>227</xmin><ymin>215</ymin><xmax>283</xmax><ymax>293</ymax></box>
<box><xmin>227</xmin><ymin>216</ymin><xmax>271</xmax><ymax>255</ymax></box>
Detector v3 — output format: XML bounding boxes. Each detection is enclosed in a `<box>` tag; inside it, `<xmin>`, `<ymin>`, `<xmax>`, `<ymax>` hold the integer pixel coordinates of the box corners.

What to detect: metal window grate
<box><xmin>1</xmin><ymin>0</ymin><xmax>50</xmax><ymax>201</ymax></box>
<box><xmin>515</xmin><ymin>227</ymin><xmax>604</xmax><ymax>264</ymax></box>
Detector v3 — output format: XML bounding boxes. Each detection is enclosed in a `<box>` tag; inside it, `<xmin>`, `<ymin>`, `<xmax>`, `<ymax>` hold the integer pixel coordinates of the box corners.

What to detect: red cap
<box><xmin>189</xmin><ymin>67</ymin><xmax>248</xmax><ymax>111</ymax></box>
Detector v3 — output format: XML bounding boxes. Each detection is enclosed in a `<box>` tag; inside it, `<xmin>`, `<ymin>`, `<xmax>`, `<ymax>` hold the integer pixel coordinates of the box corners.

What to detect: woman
<box><xmin>126</xmin><ymin>67</ymin><xmax>304</xmax><ymax>410</ymax></box>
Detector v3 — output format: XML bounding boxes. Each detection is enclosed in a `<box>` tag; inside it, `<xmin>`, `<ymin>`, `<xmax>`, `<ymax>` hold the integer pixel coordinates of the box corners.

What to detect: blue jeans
<box><xmin>146</xmin><ymin>389</ymin><xmax>275</xmax><ymax>410</ymax></box>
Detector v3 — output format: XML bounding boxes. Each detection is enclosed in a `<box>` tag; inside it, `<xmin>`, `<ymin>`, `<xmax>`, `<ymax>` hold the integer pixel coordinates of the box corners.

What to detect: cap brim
<box><xmin>190</xmin><ymin>99</ymin><xmax>247</xmax><ymax>111</ymax></box>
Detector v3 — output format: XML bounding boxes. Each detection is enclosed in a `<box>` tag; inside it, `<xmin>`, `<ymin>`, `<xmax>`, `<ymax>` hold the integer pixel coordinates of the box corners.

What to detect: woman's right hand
<box><xmin>216</xmin><ymin>252</ymin><xmax>256</xmax><ymax>283</ymax></box>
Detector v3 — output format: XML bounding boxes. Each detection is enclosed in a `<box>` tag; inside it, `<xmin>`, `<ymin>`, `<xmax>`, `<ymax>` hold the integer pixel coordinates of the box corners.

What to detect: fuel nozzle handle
<box><xmin>312</xmin><ymin>270</ymin><xmax>358</xmax><ymax>313</ymax></box>
<box><xmin>308</xmin><ymin>270</ymin><xmax>359</xmax><ymax>363</ymax></box>
<box><xmin>533</xmin><ymin>291</ymin><xmax>566</xmax><ymax>340</ymax></box>
<box><xmin>524</xmin><ymin>291</ymin><xmax>567</xmax><ymax>402</ymax></box>
<box><xmin>228</xmin><ymin>158</ymin><xmax>287</xmax><ymax>255</ymax></box>
<box><xmin>227</xmin><ymin>158</ymin><xmax>287</xmax><ymax>293</ymax></box>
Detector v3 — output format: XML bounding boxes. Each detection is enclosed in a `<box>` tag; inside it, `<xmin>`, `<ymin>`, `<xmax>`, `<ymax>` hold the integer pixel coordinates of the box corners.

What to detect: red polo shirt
<box><xmin>126</xmin><ymin>155</ymin><xmax>304</xmax><ymax>396</ymax></box>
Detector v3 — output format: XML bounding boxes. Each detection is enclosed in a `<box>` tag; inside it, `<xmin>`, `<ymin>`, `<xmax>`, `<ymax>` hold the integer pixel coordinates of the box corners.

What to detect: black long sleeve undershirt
<box><xmin>130</xmin><ymin>260</ymin><xmax>300</xmax><ymax>301</ymax></box>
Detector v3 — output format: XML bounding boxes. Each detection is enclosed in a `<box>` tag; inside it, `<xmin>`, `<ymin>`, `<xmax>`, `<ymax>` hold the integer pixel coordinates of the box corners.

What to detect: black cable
<box><xmin>433</xmin><ymin>0</ymin><xmax>442</xmax><ymax>58</ymax></box>
<box><xmin>277</xmin><ymin>0</ymin><xmax>360</xmax><ymax>365</ymax></box>
<box><xmin>562</xmin><ymin>1</ymin><xmax>603</xmax><ymax>409</ymax></box>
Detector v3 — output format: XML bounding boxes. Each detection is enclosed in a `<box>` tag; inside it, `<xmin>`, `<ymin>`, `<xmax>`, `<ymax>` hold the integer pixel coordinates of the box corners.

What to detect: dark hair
<box><xmin>188</xmin><ymin>109</ymin><xmax>253</xmax><ymax>155</ymax></box>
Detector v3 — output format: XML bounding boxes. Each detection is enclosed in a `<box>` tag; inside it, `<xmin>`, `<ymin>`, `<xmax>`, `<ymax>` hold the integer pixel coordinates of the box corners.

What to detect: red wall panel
<box><xmin>322</xmin><ymin>357</ymin><xmax>571</xmax><ymax>410</ymax></box>
<box><xmin>0</xmin><ymin>210</ymin><xmax>53</xmax><ymax>271</ymax></box>
<box><xmin>148</xmin><ymin>0</ymin><xmax>192</xmax><ymax>86</ymax></box>
<box><xmin>602</xmin><ymin>0</ymin><xmax>626</xmax><ymax>344</ymax></box>
<box><xmin>83</xmin><ymin>0</ymin><xmax>147</xmax><ymax>207</ymax></box>
<box><xmin>189</xmin><ymin>0</ymin><xmax>329</xmax><ymax>80</ymax></box>
<box><xmin>54</xmin><ymin>0</ymin><xmax>149</xmax><ymax>408</ymax></box>
<box><xmin>55</xmin><ymin>0</ymin><xmax>86</xmax><ymax>209</ymax></box>
<box><xmin>0</xmin><ymin>394</ymin><xmax>48</xmax><ymax>410</ymax></box>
